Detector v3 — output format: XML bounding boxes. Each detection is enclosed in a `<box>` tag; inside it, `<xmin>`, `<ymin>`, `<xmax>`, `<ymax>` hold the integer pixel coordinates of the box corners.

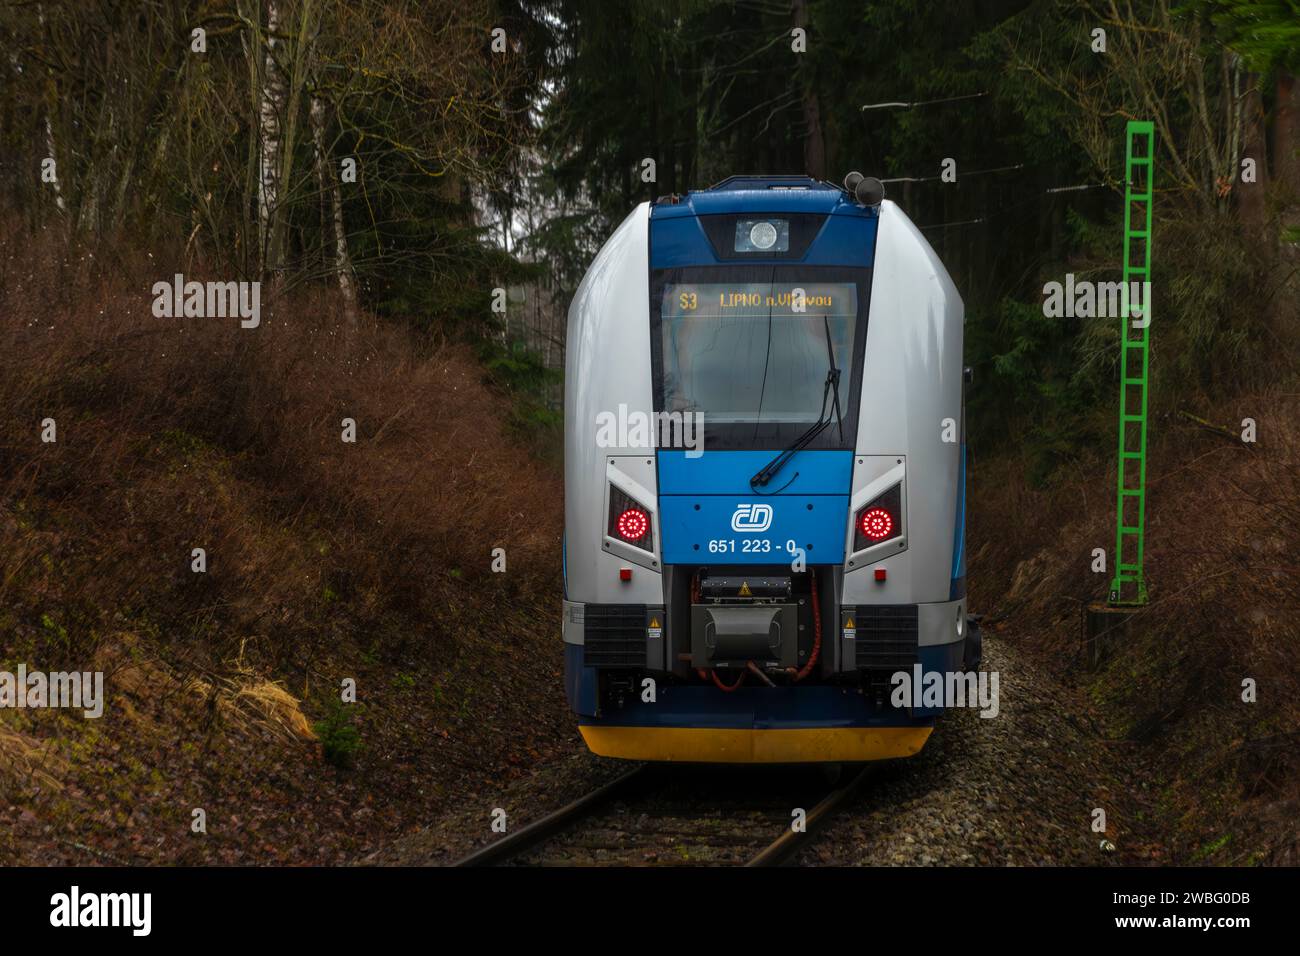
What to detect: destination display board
<box><xmin>659</xmin><ymin>282</ymin><xmax>858</xmax><ymax>423</ymax></box>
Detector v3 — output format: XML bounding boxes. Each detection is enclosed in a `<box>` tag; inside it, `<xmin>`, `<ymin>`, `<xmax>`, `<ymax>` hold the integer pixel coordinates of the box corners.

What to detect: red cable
<box><xmin>711</xmin><ymin>668</ymin><xmax>746</xmax><ymax>691</ymax></box>
<box><xmin>795</xmin><ymin>568</ymin><xmax>821</xmax><ymax>682</ymax></box>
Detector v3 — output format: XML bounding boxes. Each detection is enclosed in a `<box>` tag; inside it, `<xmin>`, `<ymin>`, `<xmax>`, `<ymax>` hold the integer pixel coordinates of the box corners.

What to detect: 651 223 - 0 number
<box><xmin>708</xmin><ymin>539</ymin><xmax>788</xmax><ymax>554</ymax></box>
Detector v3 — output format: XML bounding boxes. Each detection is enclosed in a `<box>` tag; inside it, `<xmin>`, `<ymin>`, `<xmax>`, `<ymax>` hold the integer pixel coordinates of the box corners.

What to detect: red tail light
<box><xmin>616</xmin><ymin>508</ymin><xmax>649</xmax><ymax>542</ymax></box>
<box><xmin>607</xmin><ymin>486</ymin><xmax>654</xmax><ymax>553</ymax></box>
<box><xmin>852</xmin><ymin>484</ymin><xmax>902</xmax><ymax>553</ymax></box>
<box><xmin>858</xmin><ymin>507</ymin><xmax>893</xmax><ymax>540</ymax></box>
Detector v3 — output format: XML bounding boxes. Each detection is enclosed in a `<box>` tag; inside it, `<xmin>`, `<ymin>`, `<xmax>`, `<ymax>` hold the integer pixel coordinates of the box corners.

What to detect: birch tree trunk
<box><xmin>42</xmin><ymin>114</ymin><xmax>66</xmax><ymax>214</ymax></box>
<box><xmin>310</xmin><ymin>86</ymin><xmax>358</xmax><ymax>325</ymax></box>
<box><xmin>35</xmin><ymin>5</ymin><xmax>66</xmax><ymax>216</ymax></box>
<box><xmin>257</xmin><ymin>0</ymin><xmax>286</xmax><ymax>275</ymax></box>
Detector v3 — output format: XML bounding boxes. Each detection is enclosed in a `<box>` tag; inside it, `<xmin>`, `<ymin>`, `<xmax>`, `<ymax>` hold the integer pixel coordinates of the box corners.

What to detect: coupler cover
<box><xmin>691</xmin><ymin>603</ymin><xmax>799</xmax><ymax>668</ymax></box>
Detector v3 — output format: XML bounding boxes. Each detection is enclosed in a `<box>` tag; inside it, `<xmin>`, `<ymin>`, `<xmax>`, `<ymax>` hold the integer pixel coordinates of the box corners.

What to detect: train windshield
<box><xmin>651</xmin><ymin>266</ymin><xmax>870</xmax><ymax>450</ymax></box>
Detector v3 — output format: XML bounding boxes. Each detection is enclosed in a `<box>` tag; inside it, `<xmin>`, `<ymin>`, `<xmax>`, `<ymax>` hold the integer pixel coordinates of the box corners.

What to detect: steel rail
<box><xmin>745</xmin><ymin>765</ymin><xmax>872</xmax><ymax>867</ymax></box>
<box><xmin>451</xmin><ymin>766</ymin><xmax>648</xmax><ymax>867</ymax></box>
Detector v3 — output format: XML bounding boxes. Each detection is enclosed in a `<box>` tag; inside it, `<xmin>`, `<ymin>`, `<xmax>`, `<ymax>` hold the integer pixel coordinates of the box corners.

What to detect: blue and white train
<box><xmin>562</xmin><ymin>174</ymin><xmax>977</xmax><ymax>763</ymax></box>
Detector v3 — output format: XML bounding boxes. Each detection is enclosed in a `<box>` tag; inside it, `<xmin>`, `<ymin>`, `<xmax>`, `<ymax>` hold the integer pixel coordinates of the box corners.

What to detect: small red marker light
<box><xmin>619</xmin><ymin>567</ymin><xmax>633</xmax><ymax>582</ymax></box>
<box><xmin>874</xmin><ymin>568</ymin><xmax>887</xmax><ymax>582</ymax></box>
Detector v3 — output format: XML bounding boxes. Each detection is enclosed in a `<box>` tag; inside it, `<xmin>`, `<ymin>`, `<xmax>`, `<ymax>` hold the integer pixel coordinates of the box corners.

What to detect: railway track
<box><xmin>452</xmin><ymin>763</ymin><xmax>873</xmax><ymax>867</ymax></box>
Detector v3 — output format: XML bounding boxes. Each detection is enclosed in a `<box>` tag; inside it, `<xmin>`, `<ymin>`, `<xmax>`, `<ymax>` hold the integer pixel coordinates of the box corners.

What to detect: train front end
<box><xmin>563</xmin><ymin>175</ymin><xmax>969</xmax><ymax>763</ymax></box>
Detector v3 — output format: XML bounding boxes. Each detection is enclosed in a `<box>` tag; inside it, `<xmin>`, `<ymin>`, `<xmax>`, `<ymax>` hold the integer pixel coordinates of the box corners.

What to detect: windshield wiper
<box><xmin>749</xmin><ymin>314</ymin><xmax>844</xmax><ymax>490</ymax></box>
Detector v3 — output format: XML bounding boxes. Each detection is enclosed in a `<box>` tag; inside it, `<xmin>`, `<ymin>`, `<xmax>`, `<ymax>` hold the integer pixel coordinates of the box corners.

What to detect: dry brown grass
<box><xmin>0</xmin><ymin>222</ymin><xmax>561</xmax><ymax>680</ymax></box>
<box><xmin>970</xmin><ymin>390</ymin><xmax>1300</xmax><ymax>863</ymax></box>
<box><xmin>187</xmin><ymin>674</ymin><xmax>318</xmax><ymax>742</ymax></box>
<box><xmin>0</xmin><ymin>220</ymin><xmax>575</xmax><ymax>864</ymax></box>
<box><xmin>0</xmin><ymin>721</ymin><xmax>67</xmax><ymax>791</ymax></box>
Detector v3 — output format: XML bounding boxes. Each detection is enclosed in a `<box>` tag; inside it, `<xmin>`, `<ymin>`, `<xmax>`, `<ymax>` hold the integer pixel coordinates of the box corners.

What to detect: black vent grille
<box><xmin>854</xmin><ymin>604</ymin><xmax>919</xmax><ymax>670</ymax></box>
<box><xmin>584</xmin><ymin>604</ymin><xmax>646</xmax><ymax>668</ymax></box>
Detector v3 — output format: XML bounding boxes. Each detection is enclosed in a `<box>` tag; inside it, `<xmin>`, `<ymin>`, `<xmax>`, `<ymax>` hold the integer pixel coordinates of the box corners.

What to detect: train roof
<box><xmin>652</xmin><ymin>175</ymin><xmax>876</xmax><ymax>220</ymax></box>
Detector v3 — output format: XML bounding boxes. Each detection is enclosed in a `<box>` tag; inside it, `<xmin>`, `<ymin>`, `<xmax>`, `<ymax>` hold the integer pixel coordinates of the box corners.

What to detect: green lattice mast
<box><xmin>1109</xmin><ymin>120</ymin><xmax>1154</xmax><ymax>606</ymax></box>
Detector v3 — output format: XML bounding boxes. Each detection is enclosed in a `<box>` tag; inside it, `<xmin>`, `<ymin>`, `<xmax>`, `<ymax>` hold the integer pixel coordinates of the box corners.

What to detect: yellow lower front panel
<box><xmin>578</xmin><ymin>724</ymin><xmax>932</xmax><ymax>763</ymax></box>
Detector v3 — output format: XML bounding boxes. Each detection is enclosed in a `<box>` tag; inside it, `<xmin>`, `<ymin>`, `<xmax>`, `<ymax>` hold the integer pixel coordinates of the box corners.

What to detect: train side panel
<box><xmin>843</xmin><ymin>200</ymin><xmax>967</xmax><ymax>662</ymax></box>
